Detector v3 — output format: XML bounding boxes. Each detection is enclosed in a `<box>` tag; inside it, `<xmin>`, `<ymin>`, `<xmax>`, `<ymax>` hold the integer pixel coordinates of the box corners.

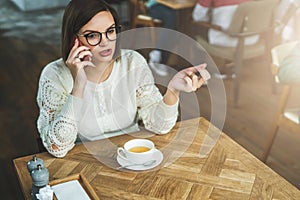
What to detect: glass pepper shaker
<box><xmin>27</xmin><ymin>155</ymin><xmax>44</xmax><ymax>173</ymax></box>
<box><xmin>30</xmin><ymin>164</ymin><xmax>49</xmax><ymax>200</ymax></box>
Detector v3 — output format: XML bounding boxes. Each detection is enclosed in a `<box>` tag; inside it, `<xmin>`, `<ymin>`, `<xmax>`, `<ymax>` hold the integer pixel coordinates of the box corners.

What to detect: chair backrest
<box><xmin>131</xmin><ymin>0</ymin><xmax>149</xmax><ymax>19</ymax></box>
<box><xmin>130</xmin><ymin>0</ymin><xmax>162</xmax><ymax>28</ymax></box>
<box><xmin>228</xmin><ymin>0</ymin><xmax>279</xmax><ymax>34</ymax></box>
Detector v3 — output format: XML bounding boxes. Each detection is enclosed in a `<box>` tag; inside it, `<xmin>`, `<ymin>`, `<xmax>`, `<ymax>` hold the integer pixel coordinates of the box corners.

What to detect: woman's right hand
<box><xmin>65</xmin><ymin>38</ymin><xmax>96</xmax><ymax>97</ymax></box>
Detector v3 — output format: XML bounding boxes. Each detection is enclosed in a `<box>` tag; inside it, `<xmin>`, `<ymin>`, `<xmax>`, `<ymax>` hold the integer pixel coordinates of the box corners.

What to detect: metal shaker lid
<box><xmin>27</xmin><ymin>155</ymin><xmax>44</xmax><ymax>173</ymax></box>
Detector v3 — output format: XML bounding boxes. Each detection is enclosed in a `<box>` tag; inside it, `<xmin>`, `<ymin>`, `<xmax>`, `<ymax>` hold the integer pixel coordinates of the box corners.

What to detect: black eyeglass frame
<box><xmin>77</xmin><ymin>25</ymin><xmax>121</xmax><ymax>46</ymax></box>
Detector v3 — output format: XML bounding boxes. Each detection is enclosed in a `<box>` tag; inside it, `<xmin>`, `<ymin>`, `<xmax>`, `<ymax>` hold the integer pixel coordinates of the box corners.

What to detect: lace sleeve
<box><xmin>37</xmin><ymin>75</ymin><xmax>81</xmax><ymax>157</ymax></box>
<box><xmin>136</xmin><ymin>71</ymin><xmax>178</xmax><ymax>134</ymax></box>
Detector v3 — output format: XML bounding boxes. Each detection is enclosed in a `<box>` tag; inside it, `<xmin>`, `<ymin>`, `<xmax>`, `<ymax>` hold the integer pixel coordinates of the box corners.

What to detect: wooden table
<box><xmin>14</xmin><ymin>117</ymin><xmax>300</xmax><ymax>199</ymax></box>
<box><xmin>156</xmin><ymin>0</ymin><xmax>197</xmax><ymax>10</ymax></box>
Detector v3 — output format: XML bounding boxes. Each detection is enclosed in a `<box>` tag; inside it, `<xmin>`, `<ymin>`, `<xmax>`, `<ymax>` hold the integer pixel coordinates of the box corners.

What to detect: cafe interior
<box><xmin>1</xmin><ymin>0</ymin><xmax>300</xmax><ymax>199</ymax></box>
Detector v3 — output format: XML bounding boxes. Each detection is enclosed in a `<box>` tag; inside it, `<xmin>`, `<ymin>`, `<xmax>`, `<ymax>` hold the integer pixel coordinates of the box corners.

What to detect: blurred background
<box><xmin>0</xmin><ymin>0</ymin><xmax>299</xmax><ymax>199</ymax></box>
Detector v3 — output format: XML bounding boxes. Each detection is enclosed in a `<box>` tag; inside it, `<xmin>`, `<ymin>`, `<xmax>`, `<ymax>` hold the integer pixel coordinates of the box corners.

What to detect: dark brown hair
<box><xmin>61</xmin><ymin>0</ymin><xmax>121</xmax><ymax>62</ymax></box>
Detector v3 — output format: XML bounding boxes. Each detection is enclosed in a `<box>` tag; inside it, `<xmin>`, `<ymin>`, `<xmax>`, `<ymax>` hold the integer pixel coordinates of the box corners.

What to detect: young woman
<box><xmin>37</xmin><ymin>0</ymin><xmax>209</xmax><ymax>157</ymax></box>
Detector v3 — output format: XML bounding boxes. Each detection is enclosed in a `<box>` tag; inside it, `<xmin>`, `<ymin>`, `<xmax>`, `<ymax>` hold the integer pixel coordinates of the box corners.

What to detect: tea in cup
<box><xmin>117</xmin><ymin>139</ymin><xmax>155</xmax><ymax>164</ymax></box>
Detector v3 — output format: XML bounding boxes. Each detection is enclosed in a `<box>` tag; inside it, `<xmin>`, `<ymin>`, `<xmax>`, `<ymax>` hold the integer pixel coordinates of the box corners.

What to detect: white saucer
<box><xmin>117</xmin><ymin>149</ymin><xmax>163</xmax><ymax>171</ymax></box>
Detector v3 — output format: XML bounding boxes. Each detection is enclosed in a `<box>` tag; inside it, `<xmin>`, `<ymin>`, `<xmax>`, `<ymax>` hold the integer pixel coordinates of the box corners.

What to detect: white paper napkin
<box><xmin>36</xmin><ymin>185</ymin><xmax>53</xmax><ymax>200</ymax></box>
<box><xmin>51</xmin><ymin>180</ymin><xmax>90</xmax><ymax>200</ymax></box>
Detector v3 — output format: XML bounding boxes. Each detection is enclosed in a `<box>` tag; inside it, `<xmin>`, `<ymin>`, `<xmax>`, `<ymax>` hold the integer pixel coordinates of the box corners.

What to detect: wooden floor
<box><xmin>1</xmin><ymin>35</ymin><xmax>299</xmax><ymax>199</ymax></box>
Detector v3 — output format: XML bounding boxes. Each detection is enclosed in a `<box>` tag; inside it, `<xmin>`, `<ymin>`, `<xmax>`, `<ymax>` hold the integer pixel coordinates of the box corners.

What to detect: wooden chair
<box><xmin>130</xmin><ymin>0</ymin><xmax>162</xmax><ymax>28</ymax></box>
<box><xmin>193</xmin><ymin>0</ymin><xmax>279</xmax><ymax>107</ymax></box>
<box><xmin>261</xmin><ymin>41</ymin><xmax>300</xmax><ymax>162</ymax></box>
<box><xmin>130</xmin><ymin>0</ymin><xmax>162</xmax><ymax>42</ymax></box>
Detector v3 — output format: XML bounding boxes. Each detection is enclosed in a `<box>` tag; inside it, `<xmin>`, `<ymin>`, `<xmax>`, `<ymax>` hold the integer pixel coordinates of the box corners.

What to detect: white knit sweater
<box><xmin>37</xmin><ymin>49</ymin><xmax>178</xmax><ymax>157</ymax></box>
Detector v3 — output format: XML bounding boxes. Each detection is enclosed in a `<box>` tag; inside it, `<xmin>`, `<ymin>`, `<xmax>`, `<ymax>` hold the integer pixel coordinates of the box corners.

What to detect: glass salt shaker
<box><xmin>27</xmin><ymin>155</ymin><xmax>44</xmax><ymax>173</ymax></box>
<box><xmin>30</xmin><ymin>164</ymin><xmax>49</xmax><ymax>200</ymax></box>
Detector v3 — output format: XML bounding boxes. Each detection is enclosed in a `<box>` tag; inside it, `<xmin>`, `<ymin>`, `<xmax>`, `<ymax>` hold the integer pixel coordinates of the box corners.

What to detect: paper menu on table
<box><xmin>51</xmin><ymin>180</ymin><xmax>90</xmax><ymax>200</ymax></box>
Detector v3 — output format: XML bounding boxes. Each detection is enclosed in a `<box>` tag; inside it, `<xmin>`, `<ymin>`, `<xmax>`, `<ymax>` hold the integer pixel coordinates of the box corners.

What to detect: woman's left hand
<box><xmin>168</xmin><ymin>63</ymin><xmax>210</xmax><ymax>95</ymax></box>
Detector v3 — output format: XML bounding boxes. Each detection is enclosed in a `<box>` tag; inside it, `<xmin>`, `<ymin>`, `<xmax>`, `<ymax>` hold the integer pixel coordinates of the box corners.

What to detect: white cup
<box><xmin>117</xmin><ymin>139</ymin><xmax>155</xmax><ymax>164</ymax></box>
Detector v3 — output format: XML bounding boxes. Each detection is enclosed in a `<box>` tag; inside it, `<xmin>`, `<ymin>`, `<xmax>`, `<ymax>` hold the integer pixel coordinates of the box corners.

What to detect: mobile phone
<box><xmin>71</xmin><ymin>35</ymin><xmax>82</xmax><ymax>47</ymax></box>
<box><xmin>78</xmin><ymin>38</ymin><xmax>83</xmax><ymax>47</ymax></box>
<box><xmin>72</xmin><ymin>36</ymin><xmax>90</xmax><ymax>61</ymax></box>
<box><xmin>70</xmin><ymin>35</ymin><xmax>76</xmax><ymax>49</ymax></box>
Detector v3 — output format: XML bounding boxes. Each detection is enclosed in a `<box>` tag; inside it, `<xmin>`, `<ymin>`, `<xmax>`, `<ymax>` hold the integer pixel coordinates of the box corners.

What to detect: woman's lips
<box><xmin>99</xmin><ymin>49</ymin><xmax>112</xmax><ymax>57</ymax></box>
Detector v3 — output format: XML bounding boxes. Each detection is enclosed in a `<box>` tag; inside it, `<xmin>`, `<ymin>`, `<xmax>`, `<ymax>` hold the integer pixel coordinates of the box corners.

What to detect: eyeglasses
<box><xmin>77</xmin><ymin>25</ymin><xmax>121</xmax><ymax>46</ymax></box>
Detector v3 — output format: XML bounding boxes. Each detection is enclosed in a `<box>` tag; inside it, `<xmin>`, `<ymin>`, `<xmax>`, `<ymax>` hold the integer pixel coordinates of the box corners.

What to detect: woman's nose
<box><xmin>99</xmin><ymin>36</ymin><xmax>109</xmax><ymax>47</ymax></box>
